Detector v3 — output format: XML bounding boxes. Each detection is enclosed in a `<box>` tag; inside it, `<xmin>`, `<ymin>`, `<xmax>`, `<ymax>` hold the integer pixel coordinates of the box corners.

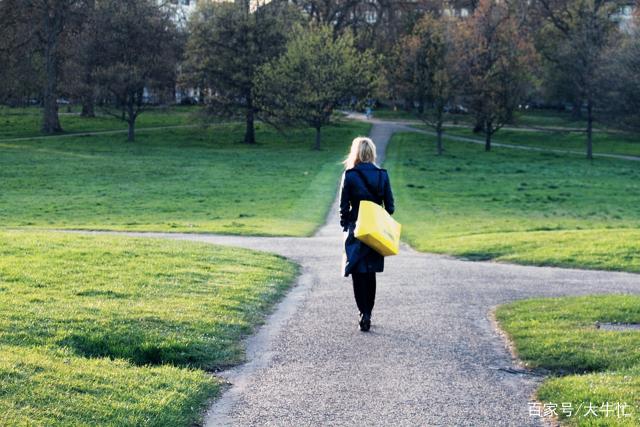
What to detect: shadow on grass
<box><xmin>53</xmin><ymin>319</ymin><xmax>246</xmax><ymax>370</ymax></box>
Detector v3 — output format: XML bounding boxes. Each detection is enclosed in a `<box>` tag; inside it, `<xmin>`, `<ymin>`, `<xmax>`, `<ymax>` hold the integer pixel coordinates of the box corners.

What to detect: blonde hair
<box><xmin>343</xmin><ymin>136</ymin><xmax>377</xmax><ymax>169</ymax></box>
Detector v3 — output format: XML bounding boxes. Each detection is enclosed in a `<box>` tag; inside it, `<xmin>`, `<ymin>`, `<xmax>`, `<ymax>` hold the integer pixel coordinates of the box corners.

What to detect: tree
<box><xmin>36</xmin><ymin>0</ymin><xmax>86</xmax><ymax>132</ymax></box>
<box><xmin>93</xmin><ymin>0</ymin><xmax>179</xmax><ymax>142</ymax></box>
<box><xmin>0</xmin><ymin>1</ymin><xmax>43</xmax><ymax>106</ymax></box>
<box><xmin>454</xmin><ymin>0</ymin><xmax>536</xmax><ymax>151</ymax></box>
<box><xmin>535</xmin><ymin>0</ymin><xmax>622</xmax><ymax>159</ymax></box>
<box><xmin>288</xmin><ymin>0</ymin><xmax>365</xmax><ymax>33</ymax></box>
<box><xmin>255</xmin><ymin>24</ymin><xmax>378</xmax><ymax>150</ymax></box>
<box><xmin>600</xmin><ymin>16</ymin><xmax>640</xmax><ymax>131</ymax></box>
<box><xmin>388</xmin><ymin>13</ymin><xmax>456</xmax><ymax>155</ymax></box>
<box><xmin>289</xmin><ymin>0</ymin><xmax>417</xmax><ymax>51</ymax></box>
<box><xmin>183</xmin><ymin>1</ymin><xmax>301</xmax><ymax>144</ymax></box>
<box><xmin>64</xmin><ymin>0</ymin><xmax>97</xmax><ymax>117</ymax></box>
<box><xmin>1</xmin><ymin>0</ymin><xmax>87</xmax><ymax>132</ymax></box>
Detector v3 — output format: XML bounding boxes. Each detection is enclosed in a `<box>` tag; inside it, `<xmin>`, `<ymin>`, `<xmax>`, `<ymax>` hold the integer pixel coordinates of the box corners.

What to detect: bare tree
<box><xmin>2</xmin><ymin>0</ymin><xmax>87</xmax><ymax>132</ymax></box>
<box><xmin>388</xmin><ymin>13</ymin><xmax>457</xmax><ymax>155</ymax></box>
<box><xmin>73</xmin><ymin>0</ymin><xmax>97</xmax><ymax>117</ymax></box>
<box><xmin>0</xmin><ymin>0</ymin><xmax>42</xmax><ymax>105</ymax></box>
<box><xmin>93</xmin><ymin>0</ymin><xmax>179</xmax><ymax>141</ymax></box>
<box><xmin>289</xmin><ymin>0</ymin><xmax>424</xmax><ymax>51</ymax></box>
<box><xmin>600</xmin><ymin>13</ymin><xmax>640</xmax><ymax>131</ymax></box>
<box><xmin>454</xmin><ymin>0</ymin><xmax>536</xmax><ymax>151</ymax></box>
<box><xmin>535</xmin><ymin>0</ymin><xmax>622</xmax><ymax>159</ymax></box>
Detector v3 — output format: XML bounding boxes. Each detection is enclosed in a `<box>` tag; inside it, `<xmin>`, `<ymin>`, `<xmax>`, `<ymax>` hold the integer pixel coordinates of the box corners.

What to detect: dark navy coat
<box><xmin>339</xmin><ymin>162</ymin><xmax>395</xmax><ymax>277</ymax></box>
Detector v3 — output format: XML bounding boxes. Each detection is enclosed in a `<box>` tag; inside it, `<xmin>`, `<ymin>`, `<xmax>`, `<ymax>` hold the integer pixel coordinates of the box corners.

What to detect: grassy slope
<box><xmin>0</xmin><ymin>121</ymin><xmax>369</xmax><ymax>236</ymax></box>
<box><xmin>443</xmin><ymin>127</ymin><xmax>640</xmax><ymax>157</ymax></box>
<box><xmin>374</xmin><ymin>108</ymin><xmax>595</xmax><ymax>127</ymax></box>
<box><xmin>385</xmin><ymin>132</ymin><xmax>640</xmax><ymax>272</ymax></box>
<box><xmin>0</xmin><ymin>110</ymin><xmax>367</xmax><ymax>423</ymax></box>
<box><xmin>0</xmin><ymin>105</ymin><xmax>200</xmax><ymax>139</ymax></box>
<box><xmin>0</xmin><ymin>345</ymin><xmax>218</xmax><ymax>426</ymax></box>
<box><xmin>0</xmin><ymin>230</ymin><xmax>298</xmax><ymax>425</ymax></box>
<box><xmin>496</xmin><ymin>296</ymin><xmax>640</xmax><ymax>426</ymax></box>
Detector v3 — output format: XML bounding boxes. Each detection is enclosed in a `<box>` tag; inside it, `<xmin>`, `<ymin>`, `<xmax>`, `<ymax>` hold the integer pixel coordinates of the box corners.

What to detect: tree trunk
<box><xmin>314</xmin><ymin>126</ymin><xmax>321</xmax><ymax>150</ymax></box>
<box><xmin>586</xmin><ymin>100</ymin><xmax>593</xmax><ymax>160</ymax></box>
<box><xmin>571</xmin><ymin>101</ymin><xmax>582</xmax><ymax>120</ymax></box>
<box><xmin>80</xmin><ymin>38</ymin><xmax>95</xmax><ymax>117</ymax></box>
<box><xmin>127</xmin><ymin>103</ymin><xmax>135</xmax><ymax>142</ymax></box>
<box><xmin>436</xmin><ymin>122</ymin><xmax>443</xmax><ymax>156</ymax></box>
<box><xmin>127</xmin><ymin>120</ymin><xmax>135</xmax><ymax>142</ymax></box>
<box><xmin>484</xmin><ymin>120</ymin><xmax>492</xmax><ymax>152</ymax></box>
<box><xmin>81</xmin><ymin>96</ymin><xmax>95</xmax><ymax>117</ymax></box>
<box><xmin>505</xmin><ymin>107</ymin><xmax>514</xmax><ymax>124</ymax></box>
<box><xmin>80</xmin><ymin>72</ymin><xmax>95</xmax><ymax>117</ymax></box>
<box><xmin>42</xmin><ymin>13</ymin><xmax>62</xmax><ymax>134</ymax></box>
<box><xmin>244</xmin><ymin>104</ymin><xmax>256</xmax><ymax>144</ymax></box>
<box><xmin>473</xmin><ymin>117</ymin><xmax>484</xmax><ymax>134</ymax></box>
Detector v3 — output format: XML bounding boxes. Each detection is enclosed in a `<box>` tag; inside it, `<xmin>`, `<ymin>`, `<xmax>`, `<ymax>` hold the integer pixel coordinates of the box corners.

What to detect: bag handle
<box><xmin>353</xmin><ymin>168</ymin><xmax>383</xmax><ymax>204</ymax></box>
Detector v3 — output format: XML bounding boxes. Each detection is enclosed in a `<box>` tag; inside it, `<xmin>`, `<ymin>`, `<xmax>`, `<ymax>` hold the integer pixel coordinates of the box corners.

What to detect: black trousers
<box><xmin>351</xmin><ymin>272</ymin><xmax>376</xmax><ymax>315</ymax></box>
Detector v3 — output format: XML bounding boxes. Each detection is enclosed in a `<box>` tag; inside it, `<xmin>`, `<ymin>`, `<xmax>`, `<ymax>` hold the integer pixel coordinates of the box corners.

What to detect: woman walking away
<box><xmin>339</xmin><ymin>136</ymin><xmax>395</xmax><ymax>332</ymax></box>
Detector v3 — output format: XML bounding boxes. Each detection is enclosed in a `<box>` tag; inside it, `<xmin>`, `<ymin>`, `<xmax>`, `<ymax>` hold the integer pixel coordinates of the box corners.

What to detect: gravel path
<box><xmin>75</xmin><ymin>122</ymin><xmax>640</xmax><ymax>426</ymax></box>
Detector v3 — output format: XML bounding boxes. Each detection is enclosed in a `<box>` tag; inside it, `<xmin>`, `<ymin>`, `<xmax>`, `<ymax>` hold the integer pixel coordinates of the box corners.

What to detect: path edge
<box><xmin>488</xmin><ymin>306</ymin><xmax>559</xmax><ymax>427</ymax></box>
<box><xmin>202</xmin><ymin>265</ymin><xmax>317</xmax><ymax>426</ymax></box>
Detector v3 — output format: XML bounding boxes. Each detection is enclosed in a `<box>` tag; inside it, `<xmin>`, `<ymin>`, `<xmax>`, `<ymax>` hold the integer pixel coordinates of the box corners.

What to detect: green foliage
<box><xmin>385</xmin><ymin>131</ymin><xmax>640</xmax><ymax>272</ymax></box>
<box><xmin>255</xmin><ymin>24</ymin><xmax>378</xmax><ymax>149</ymax></box>
<box><xmin>0</xmin><ymin>230</ymin><xmax>298</xmax><ymax>424</ymax></box>
<box><xmin>0</xmin><ymin>120</ymin><xmax>369</xmax><ymax>235</ymax></box>
<box><xmin>496</xmin><ymin>295</ymin><xmax>640</xmax><ymax>425</ymax></box>
<box><xmin>183</xmin><ymin>1</ymin><xmax>303</xmax><ymax>143</ymax></box>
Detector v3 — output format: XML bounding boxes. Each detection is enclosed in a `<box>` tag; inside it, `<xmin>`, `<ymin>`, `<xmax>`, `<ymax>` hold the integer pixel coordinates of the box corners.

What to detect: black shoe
<box><xmin>359</xmin><ymin>313</ymin><xmax>371</xmax><ymax>332</ymax></box>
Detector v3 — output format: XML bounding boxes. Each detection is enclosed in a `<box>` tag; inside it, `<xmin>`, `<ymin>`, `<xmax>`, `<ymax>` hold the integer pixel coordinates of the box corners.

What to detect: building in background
<box><xmin>613</xmin><ymin>2</ymin><xmax>637</xmax><ymax>33</ymax></box>
<box><xmin>166</xmin><ymin>0</ymin><xmax>199</xmax><ymax>26</ymax></box>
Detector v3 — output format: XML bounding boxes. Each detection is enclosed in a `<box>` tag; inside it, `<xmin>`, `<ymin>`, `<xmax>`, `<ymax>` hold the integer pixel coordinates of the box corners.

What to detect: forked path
<box><xmin>82</xmin><ymin>122</ymin><xmax>639</xmax><ymax>426</ymax></box>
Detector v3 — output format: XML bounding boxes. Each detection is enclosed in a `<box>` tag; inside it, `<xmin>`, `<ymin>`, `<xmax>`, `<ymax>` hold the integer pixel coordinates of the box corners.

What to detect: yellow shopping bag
<box><xmin>354</xmin><ymin>200</ymin><xmax>402</xmax><ymax>256</ymax></box>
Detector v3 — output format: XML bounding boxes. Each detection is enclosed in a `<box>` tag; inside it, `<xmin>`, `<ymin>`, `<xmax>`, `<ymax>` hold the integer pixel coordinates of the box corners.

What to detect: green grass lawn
<box><xmin>442</xmin><ymin>127</ymin><xmax>640</xmax><ymax>157</ymax></box>
<box><xmin>385</xmin><ymin>132</ymin><xmax>640</xmax><ymax>272</ymax></box>
<box><xmin>514</xmin><ymin>109</ymin><xmax>588</xmax><ymax>129</ymax></box>
<box><xmin>0</xmin><ymin>109</ymin><xmax>368</xmax><ymax>424</ymax></box>
<box><xmin>0</xmin><ymin>345</ymin><xmax>218</xmax><ymax>426</ymax></box>
<box><xmin>370</xmin><ymin>106</ymin><xmax>473</xmax><ymax>124</ymax></box>
<box><xmin>370</xmin><ymin>107</ymin><xmax>418</xmax><ymax>121</ymax></box>
<box><xmin>496</xmin><ymin>295</ymin><xmax>640</xmax><ymax>426</ymax></box>
<box><xmin>0</xmin><ymin>105</ymin><xmax>204</xmax><ymax>139</ymax></box>
<box><xmin>374</xmin><ymin>107</ymin><xmax>597</xmax><ymax>129</ymax></box>
<box><xmin>0</xmin><ymin>121</ymin><xmax>369</xmax><ymax>236</ymax></box>
<box><xmin>0</xmin><ymin>230</ymin><xmax>297</xmax><ymax>425</ymax></box>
